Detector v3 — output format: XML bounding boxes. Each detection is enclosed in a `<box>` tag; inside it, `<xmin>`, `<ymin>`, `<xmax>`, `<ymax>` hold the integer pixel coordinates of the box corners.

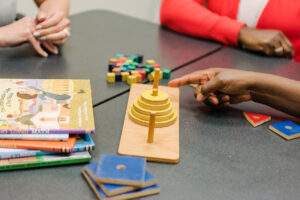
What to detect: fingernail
<box><xmin>43</xmin><ymin>52</ymin><xmax>48</xmax><ymax>57</ymax></box>
<box><xmin>196</xmin><ymin>94</ymin><xmax>203</xmax><ymax>101</ymax></box>
<box><xmin>36</xmin><ymin>25</ymin><xmax>42</xmax><ymax>30</ymax></box>
<box><xmin>33</xmin><ymin>32</ymin><xmax>40</xmax><ymax>37</ymax></box>
<box><xmin>53</xmin><ymin>47</ymin><xmax>59</xmax><ymax>54</ymax></box>
<box><xmin>39</xmin><ymin>36</ymin><xmax>46</xmax><ymax>41</ymax></box>
<box><xmin>38</xmin><ymin>15</ymin><xmax>46</xmax><ymax>21</ymax></box>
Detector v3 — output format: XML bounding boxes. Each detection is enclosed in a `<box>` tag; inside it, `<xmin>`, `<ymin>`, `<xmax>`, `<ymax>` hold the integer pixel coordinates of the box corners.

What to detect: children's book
<box><xmin>0</xmin><ymin>136</ymin><xmax>77</xmax><ymax>152</ymax></box>
<box><xmin>0</xmin><ymin>79</ymin><xmax>95</xmax><ymax>134</ymax></box>
<box><xmin>0</xmin><ymin>134</ymin><xmax>95</xmax><ymax>160</ymax></box>
<box><xmin>0</xmin><ymin>133</ymin><xmax>69</xmax><ymax>141</ymax></box>
<box><xmin>0</xmin><ymin>151</ymin><xmax>91</xmax><ymax>171</ymax></box>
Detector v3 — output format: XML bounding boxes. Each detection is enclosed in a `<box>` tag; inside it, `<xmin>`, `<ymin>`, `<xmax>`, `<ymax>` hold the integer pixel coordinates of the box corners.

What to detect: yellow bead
<box><xmin>147</xmin><ymin>70</ymin><xmax>162</xmax><ymax>81</ymax></box>
<box><xmin>146</xmin><ymin>59</ymin><xmax>156</xmax><ymax>65</ymax></box>
<box><xmin>107</xmin><ymin>72</ymin><xmax>115</xmax><ymax>83</ymax></box>
<box><xmin>127</xmin><ymin>75</ymin><xmax>137</xmax><ymax>85</ymax></box>
<box><xmin>126</xmin><ymin>60</ymin><xmax>133</xmax><ymax>63</ymax></box>
<box><xmin>121</xmin><ymin>72</ymin><xmax>129</xmax><ymax>82</ymax></box>
<box><xmin>131</xmin><ymin>70</ymin><xmax>138</xmax><ymax>75</ymax></box>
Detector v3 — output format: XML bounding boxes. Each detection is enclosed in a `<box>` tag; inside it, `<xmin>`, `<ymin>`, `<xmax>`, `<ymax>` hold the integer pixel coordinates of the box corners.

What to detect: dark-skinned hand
<box><xmin>168</xmin><ymin>68</ymin><xmax>254</xmax><ymax>109</ymax></box>
<box><xmin>238</xmin><ymin>27</ymin><xmax>294</xmax><ymax>58</ymax></box>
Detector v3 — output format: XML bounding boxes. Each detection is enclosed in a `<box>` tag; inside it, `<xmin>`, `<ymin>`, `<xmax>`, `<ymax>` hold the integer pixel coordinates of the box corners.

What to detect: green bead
<box><xmin>119</xmin><ymin>67</ymin><xmax>127</xmax><ymax>72</ymax></box>
<box><xmin>123</xmin><ymin>62</ymin><xmax>130</xmax><ymax>68</ymax></box>
<box><xmin>128</xmin><ymin>66</ymin><xmax>136</xmax><ymax>70</ymax></box>
<box><xmin>131</xmin><ymin>56</ymin><xmax>139</xmax><ymax>63</ymax></box>
<box><xmin>162</xmin><ymin>69</ymin><xmax>171</xmax><ymax>79</ymax></box>
<box><xmin>143</xmin><ymin>68</ymin><xmax>150</xmax><ymax>75</ymax></box>
<box><xmin>145</xmin><ymin>65</ymin><xmax>154</xmax><ymax>72</ymax></box>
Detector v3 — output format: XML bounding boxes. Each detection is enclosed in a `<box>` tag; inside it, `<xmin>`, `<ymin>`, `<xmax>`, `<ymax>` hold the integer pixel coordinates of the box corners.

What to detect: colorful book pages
<box><xmin>85</xmin><ymin>163</ymin><xmax>156</xmax><ymax>196</ymax></box>
<box><xmin>95</xmin><ymin>155</ymin><xmax>146</xmax><ymax>186</ymax></box>
<box><xmin>243</xmin><ymin>112</ymin><xmax>271</xmax><ymax>127</ymax></box>
<box><xmin>0</xmin><ymin>136</ymin><xmax>76</xmax><ymax>152</ymax></box>
<box><xmin>81</xmin><ymin>169</ymin><xmax>160</xmax><ymax>200</ymax></box>
<box><xmin>0</xmin><ymin>79</ymin><xmax>95</xmax><ymax>134</ymax></box>
<box><xmin>0</xmin><ymin>134</ymin><xmax>94</xmax><ymax>160</ymax></box>
<box><xmin>0</xmin><ymin>133</ymin><xmax>69</xmax><ymax>141</ymax></box>
<box><xmin>0</xmin><ymin>151</ymin><xmax>91</xmax><ymax>171</ymax></box>
<box><xmin>269</xmin><ymin>121</ymin><xmax>300</xmax><ymax>140</ymax></box>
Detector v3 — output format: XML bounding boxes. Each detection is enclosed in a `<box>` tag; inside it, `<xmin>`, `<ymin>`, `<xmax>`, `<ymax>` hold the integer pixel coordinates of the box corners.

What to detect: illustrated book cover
<box><xmin>0</xmin><ymin>79</ymin><xmax>95</xmax><ymax>134</ymax></box>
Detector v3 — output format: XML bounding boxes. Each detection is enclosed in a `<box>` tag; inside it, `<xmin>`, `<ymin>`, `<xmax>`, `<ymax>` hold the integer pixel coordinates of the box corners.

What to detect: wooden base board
<box><xmin>118</xmin><ymin>84</ymin><xmax>180</xmax><ymax>164</ymax></box>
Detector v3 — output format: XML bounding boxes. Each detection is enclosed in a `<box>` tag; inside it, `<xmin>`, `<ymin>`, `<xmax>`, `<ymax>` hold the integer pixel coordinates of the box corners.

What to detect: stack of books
<box><xmin>82</xmin><ymin>154</ymin><xmax>160</xmax><ymax>200</ymax></box>
<box><xmin>0</xmin><ymin>79</ymin><xmax>95</xmax><ymax>171</ymax></box>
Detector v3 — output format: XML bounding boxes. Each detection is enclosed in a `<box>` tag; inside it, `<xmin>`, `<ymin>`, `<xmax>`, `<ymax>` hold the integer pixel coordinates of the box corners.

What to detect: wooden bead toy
<box><xmin>112</xmin><ymin>68</ymin><xmax>121</xmax><ymax>73</ymax></box>
<box><xmin>121</xmin><ymin>72</ymin><xmax>130</xmax><ymax>82</ymax></box>
<box><xmin>146</xmin><ymin>60</ymin><xmax>156</xmax><ymax>65</ymax></box>
<box><xmin>138</xmin><ymin>70</ymin><xmax>146</xmax><ymax>80</ymax></box>
<box><xmin>134</xmin><ymin>73</ymin><xmax>142</xmax><ymax>83</ymax></box>
<box><xmin>152</xmin><ymin>63</ymin><xmax>160</xmax><ymax>68</ymax></box>
<box><xmin>162</xmin><ymin>69</ymin><xmax>171</xmax><ymax>79</ymax></box>
<box><xmin>109</xmin><ymin>58</ymin><xmax>118</xmax><ymax>63</ymax></box>
<box><xmin>127</xmin><ymin>75</ymin><xmax>137</xmax><ymax>85</ymax></box>
<box><xmin>107</xmin><ymin>72</ymin><xmax>115</xmax><ymax>83</ymax></box>
<box><xmin>115</xmin><ymin>72</ymin><xmax>122</xmax><ymax>82</ymax></box>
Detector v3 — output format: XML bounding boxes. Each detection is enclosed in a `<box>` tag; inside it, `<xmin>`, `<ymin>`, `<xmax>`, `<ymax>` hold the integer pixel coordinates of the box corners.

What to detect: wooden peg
<box><xmin>147</xmin><ymin>111</ymin><xmax>156</xmax><ymax>143</ymax></box>
<box><xmin>152</xmin><ymin>69</ymin><xmax>160</xmax><ymax>96</ymax></box>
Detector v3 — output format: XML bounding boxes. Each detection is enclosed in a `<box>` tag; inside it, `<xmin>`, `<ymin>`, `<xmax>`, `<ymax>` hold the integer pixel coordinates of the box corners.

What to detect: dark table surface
<box><xmin>1</xmin><ymin>11</ymin><xmax>300</xmax><ymax>200</ymax></box>
<box><xmin>0</xmin><ymin>10</ymin><xmax>221</xmax><ymax>106</ymax></box>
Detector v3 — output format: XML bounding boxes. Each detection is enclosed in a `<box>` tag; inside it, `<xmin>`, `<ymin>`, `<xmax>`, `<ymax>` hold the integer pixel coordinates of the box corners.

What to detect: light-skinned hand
<box><xmin>34</xmin><ymin>10</ymin><xmax>71</xmax><ymax>45</ymax></box>
<box><xmin>0</xmin><ymin>16</ymin><xmax>48</xmax><ymax>57</ymax></box>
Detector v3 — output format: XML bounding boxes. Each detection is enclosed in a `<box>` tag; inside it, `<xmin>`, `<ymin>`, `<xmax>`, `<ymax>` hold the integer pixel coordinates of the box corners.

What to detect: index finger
<box><xmin>36</xmin><ymin>12</ymin><xmax>64</xmax><ymax>30</ymax></box>
<box><xmin>168</xmin><ymin>73</ymin><xmax>209</xmax><ymax>87</ymax></box>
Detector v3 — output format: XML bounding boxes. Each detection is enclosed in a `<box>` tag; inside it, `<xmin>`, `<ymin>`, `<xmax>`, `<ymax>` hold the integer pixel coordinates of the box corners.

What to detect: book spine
<box><xmin>0</xmin><ymin>157</ymin><xmax>91</xmax><ymax>171</ymax></box>
<box><xmin>0</xmin><ymin>129</ymin><xmax>95</xmax><ymax>134</ymax></box>
<box><xmin>73</xmin><ymin>145</ymin><xmax>95</xmax><ymax>152</ymax></box>
<box><xmin>0</xmin><ymin>151</ymin><xmax>53</xmax><ymax>160</ymax></box>
<box><xmin>0</xmin><ymin>144</ymin><xmax>73</xmax><ymax>153</ymax></box>
<box><xmin>0</xmin><ymin>134</ymin><xmax>69</xmax><ymax>141</ymax></box>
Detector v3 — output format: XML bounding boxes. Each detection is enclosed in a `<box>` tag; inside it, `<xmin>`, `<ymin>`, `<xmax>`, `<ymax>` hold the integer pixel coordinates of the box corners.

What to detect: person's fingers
<box><xmin>28</xmin><ymin>34</ymin><xmax>48</xmax><ymax>57</ymax></box>
<box><xmin>200</xmin><ymin>77</ymin><xmax>223</xmax><ymax>97</ymax></box>
<box><xmin>42</xmin><ymin>41</ymin><xmax>58</xmax><ymax>55</ymax></box>
<box><xmin>51</xmin><ymin>37</ymin><xmax>68</xmax><ymax>44</ymax></box>
<box><xmin>279</xmin><ymin>34</ymin><xmax>294</xmax><ymax>58</ymax></box>
<box><xmin>262</xmin><ymin>41</ymin><xmax>275</xmax><ymax>56</ymax></box>
<box><xmin>38</xmin><ymin>27</ymin><xmax>70</xmax><ymax>41</ymax></box>
<box><xmin>168</xmin><ymin>72</ymin><xmax>211</xmax><ymax>87</ymax></box>
<box><xmin>194</xmin><ymin>85</ymin><xmax>201</xmax><ymax>99</ymax></box>
<box><xmin>230</xmin><ymin>94</ymin><xmax>251</xmax><ymax>104</ymax></box>
<box><xmin>273</xmin><ymin>41</ymin><xmax>284</xmax><ymax>57</ymax></box>
<box><xmin>34</xmin><ymin>18</ymin><xmax>70</xmax><ymax>37</ymax></box>
<box><xmin>36</xmin><ymin>12</ymin><xmax>64</xmax><ymax>30</ymax></box>
<box><xmin>36</xmin><ymin>10</ymin><xmax>47</xmax><ymax>23</ymax></box>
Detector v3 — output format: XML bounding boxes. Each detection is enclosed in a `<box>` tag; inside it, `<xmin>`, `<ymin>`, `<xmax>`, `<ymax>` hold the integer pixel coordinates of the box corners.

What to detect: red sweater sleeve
<box><xmin>160</xmin><ymin>0</ymin><xmax>246</xmax><ymax>46</ymax></box>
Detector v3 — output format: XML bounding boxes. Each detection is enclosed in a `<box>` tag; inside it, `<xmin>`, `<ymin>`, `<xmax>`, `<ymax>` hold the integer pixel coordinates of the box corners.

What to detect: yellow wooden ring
<box><xmin>130</xmin><ymin>106</ymin><xmax>175</xmax><ymax>122</ymax></box>
<box><xmin>140</xmin><ymin>90</ymin><xmax>169</xmax><ymax>105</ymax></box>
<box><xmin>129</xmin><ymin>109</ymin><xmax>177</xmax><ymax>128</ymax></box>
<box><xmin>133</xmin><ymin>99</ymin><xmax>173</xmax><ymax>116</ymax></box>
<box><xmin>137</xmin><ymin>96</ymin><xmax>170</xmax><ymax>111</ymax></box>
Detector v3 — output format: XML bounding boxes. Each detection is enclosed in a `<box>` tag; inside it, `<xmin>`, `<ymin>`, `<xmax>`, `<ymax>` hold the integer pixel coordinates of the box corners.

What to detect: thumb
<box><xmin>36</xmin><ymin>11</ymin><xmax>47</xmax><ymax>23</ymax></box>
<box><xmin>200</xmin><ymin>77</ymin><xmax>222</xmax><ymax>97</ymax></box>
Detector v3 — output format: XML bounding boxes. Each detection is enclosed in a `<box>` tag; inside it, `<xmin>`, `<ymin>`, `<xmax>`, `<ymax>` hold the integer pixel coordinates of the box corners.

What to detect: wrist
<box><xmin>0</xmin><ymin>27</ymin><xmax>7</xmax><ymax>47</ymax></box>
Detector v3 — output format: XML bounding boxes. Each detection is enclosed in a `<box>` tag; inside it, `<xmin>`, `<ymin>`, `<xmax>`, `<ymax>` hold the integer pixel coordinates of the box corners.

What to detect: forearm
<box><xmin>250</xmin><ymin>73</ymin><xmax>300</xmax><ymax>117</ymax></box>
<box><xmin>35</xmin><ymin>0</ymin><xmax>69</xmax><ymax>16</ymax></box>
<box><xmin>160</xmin><ymin>0</ymin><xmax>245</xmax><ymax>45</ymax></box>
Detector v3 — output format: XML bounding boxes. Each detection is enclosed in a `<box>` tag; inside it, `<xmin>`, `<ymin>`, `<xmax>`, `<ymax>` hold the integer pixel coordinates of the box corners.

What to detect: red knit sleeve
<box><xmin>160</xmin><ymin>0</ymin><xmax>246</xmax><ymax>46</ymax></box>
